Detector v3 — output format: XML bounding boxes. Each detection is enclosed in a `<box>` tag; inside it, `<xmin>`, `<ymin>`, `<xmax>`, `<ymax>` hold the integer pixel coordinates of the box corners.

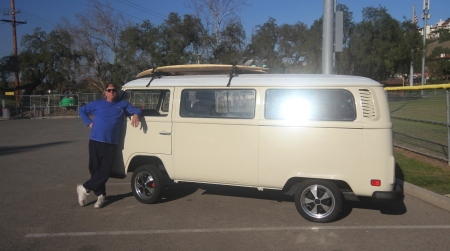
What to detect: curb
<box><xmin>397</xmin><ymin>178</ymin><xmax>450</xmax><ymax>212</ymax></box>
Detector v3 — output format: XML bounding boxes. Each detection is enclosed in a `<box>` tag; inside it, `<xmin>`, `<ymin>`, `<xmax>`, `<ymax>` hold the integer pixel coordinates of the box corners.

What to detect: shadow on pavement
<box><xmin>159</xmin><ymin>182</ymin><xmax>200</xmax><ymax>203</ymax></box>
<box><xmin>0</xmin><ymin>141</ymin><xmax>74</xmax><ymax>156</ymax></box>
<box><xmin>162</xmin><ymin>182</ymin><xmax>293</xmax><ymax>203</ymax></box>
<box><xmin>337</xmin><ymin>199</ymin><xmax>407</xmax><ymax>221</ymax></box>
<box><xmin>83</xmin><ymin>192</ymin><xmax>133</xmax><ymax>207</ymax></box>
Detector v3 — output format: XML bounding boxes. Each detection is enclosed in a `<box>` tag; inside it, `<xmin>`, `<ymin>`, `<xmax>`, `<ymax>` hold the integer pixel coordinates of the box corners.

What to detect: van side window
<box><xmin>122</xmin><ymin>90</ymin><xmax>170</xmax><ymax>117</ymax></box>
<box><xmin>265</xmin><ymin>89</ymin><xmax>356</xmax><ymax>121</ymax></box>
<box><xmin>180</xmin><ymin>89</ymin><xmax>256</xmax><ymax>119</ymax></box>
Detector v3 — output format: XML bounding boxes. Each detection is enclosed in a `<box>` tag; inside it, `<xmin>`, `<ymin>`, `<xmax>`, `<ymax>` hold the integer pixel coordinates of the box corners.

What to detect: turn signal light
<box><xmin>371</xmin><ymin>180</ymin><xmax>381</xmax><ymax>186</ymax></box>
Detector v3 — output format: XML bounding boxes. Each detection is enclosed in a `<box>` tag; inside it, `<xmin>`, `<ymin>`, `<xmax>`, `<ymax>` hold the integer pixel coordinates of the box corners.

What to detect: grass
<box><xmin>395</xmin><ymin>151</ymin><xmax>450</xmax><ymax>195</ymax></box>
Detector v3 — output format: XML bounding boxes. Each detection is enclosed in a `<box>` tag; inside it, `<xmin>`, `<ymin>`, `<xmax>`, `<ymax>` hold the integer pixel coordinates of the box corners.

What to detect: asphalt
<box><xmin>2</xmin><ymin>116</ymin><xmax>450</xmax><ymax>213</ymax></box>
<box><xmin>1</xmin><ymin>118</ymin><xmax>450</xmax><ymax>251</ymax></box>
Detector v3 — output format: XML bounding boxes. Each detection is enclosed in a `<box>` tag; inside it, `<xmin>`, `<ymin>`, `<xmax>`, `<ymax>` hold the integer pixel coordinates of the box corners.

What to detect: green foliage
<box><xmin>119</xmin><ymin>13</ymin><xmax>205</xmax><ymax>69</ymax></box>
<box><xmin>246</xmin><ymin>18</ymin><xmax>283</xmax><ymax>72</ymax></box>
<box><xmin>346</xmin><ymin>6</ymin><xmax>416</xmax><ymax>81</ymax></box>
<box><xmin>277</xmin><ymin>22</ymin><xmax>308</xmax><ymax>72</ymax></box>
<box><xmin>427</xmin><ymin>46</ymin><xmax>450</xmax><ymax>82</ymax></box>
<box><xmin>211</xmin><ymin>22</ymin><xmax>246</xmax><ymax>64</ymax></box>
<box><xmin>18</xmin><ymin>28</ymin><xmax>80</xmax><ymax>94</ymax></box>
<box><xmin>0</xmin><ymin>55</ymin><xmax>18</xmax><ymax>92</ymax></box>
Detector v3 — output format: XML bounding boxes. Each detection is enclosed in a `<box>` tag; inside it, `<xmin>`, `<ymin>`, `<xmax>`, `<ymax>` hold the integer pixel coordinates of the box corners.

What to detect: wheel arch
<box><xmin>282</xmin><ymin>177</ymin><xmax>354</xmax><ymax>196</ymax></box>
<box><xmin>127</xmin><ymin>155</ymin><xmax>170</xmax><ymax>178</ymax></box>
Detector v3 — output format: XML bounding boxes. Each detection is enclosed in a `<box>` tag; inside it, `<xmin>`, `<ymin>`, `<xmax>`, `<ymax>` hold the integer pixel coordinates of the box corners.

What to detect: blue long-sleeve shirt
<box><xmin>79</xmin><ymin>99</ymin><xmax>142</xmax><ymax>144</ymax></box>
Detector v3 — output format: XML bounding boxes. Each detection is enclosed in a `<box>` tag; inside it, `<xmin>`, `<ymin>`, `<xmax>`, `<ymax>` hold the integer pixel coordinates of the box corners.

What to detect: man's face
<box><xmin>105</xmin><ymin>87</ymin><xmax>117</xmax><ymax>101</ymax></box>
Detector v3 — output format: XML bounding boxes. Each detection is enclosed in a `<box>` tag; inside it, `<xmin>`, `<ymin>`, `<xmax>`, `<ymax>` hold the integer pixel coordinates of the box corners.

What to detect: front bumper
<box><xmin>372</xmin><ymin>182</ymin><xmax>404</xmax><ymax>202</ymax></box>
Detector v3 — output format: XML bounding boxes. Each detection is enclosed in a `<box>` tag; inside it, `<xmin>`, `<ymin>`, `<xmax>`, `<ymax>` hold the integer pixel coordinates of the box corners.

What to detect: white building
<box><xmin>419</xmin><ymin>19</ymin><xmax>450</xmax><ymax>39</ymax></box>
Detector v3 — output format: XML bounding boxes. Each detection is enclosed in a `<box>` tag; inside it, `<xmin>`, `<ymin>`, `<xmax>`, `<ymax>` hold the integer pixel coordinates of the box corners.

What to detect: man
<box><xmin>77</xmin><ymin>84</ymin><xmax>142</xmax><ymax>209</ymax></box>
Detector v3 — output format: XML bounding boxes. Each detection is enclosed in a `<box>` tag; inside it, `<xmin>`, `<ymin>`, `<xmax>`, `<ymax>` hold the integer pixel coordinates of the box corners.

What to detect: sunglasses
<box><xmin>106</xmin><ymin>89</ymin><xmax>117</xmax><ymax>93</ymax></box>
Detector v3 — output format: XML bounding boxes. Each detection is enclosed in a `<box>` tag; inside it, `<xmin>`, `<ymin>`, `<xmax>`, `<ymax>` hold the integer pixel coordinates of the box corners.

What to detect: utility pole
<box><xmin>322</xmin><ymin>0</ymin><xmax>343</xmax><ymax>74</ymax></box>
<box><xmin>421</xmin><ymin>0</ymin><xmax>430</xmax><ymax>86</ymax></box>
<box><xmin>410</xmin><ymin>4</ymin><xmax>417</xmax><ymax>86</ymax></box>
<box><xmin>322</xmin><ymin>0</ymin><xmax>334</xmax><ymax>74</ymax></box>
<box><xmin>1</xmin><ymin>0</ymin><xmax>26</xmax><ymax>108</ymax></box>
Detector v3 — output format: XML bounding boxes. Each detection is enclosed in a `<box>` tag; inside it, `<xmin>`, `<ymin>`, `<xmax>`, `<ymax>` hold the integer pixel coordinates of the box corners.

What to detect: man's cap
<box><xmin>105</xmin><ymin>84</ymin><xmax>117</xmax><ymax>89</ymax></box>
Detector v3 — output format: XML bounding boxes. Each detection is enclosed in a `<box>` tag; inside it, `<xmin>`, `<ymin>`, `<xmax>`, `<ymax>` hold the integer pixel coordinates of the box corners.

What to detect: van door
<box><xmin>112</xmin><ymin>88</ymin><xmax>173</xmax><ymax>177</ymax></box>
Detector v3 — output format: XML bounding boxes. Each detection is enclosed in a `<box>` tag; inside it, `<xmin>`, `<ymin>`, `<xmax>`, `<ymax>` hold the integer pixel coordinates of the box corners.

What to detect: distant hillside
<box><xmin>427</xmin><ymin>40</ymin><xmax>450</xmax><ymax>56</ymax></box>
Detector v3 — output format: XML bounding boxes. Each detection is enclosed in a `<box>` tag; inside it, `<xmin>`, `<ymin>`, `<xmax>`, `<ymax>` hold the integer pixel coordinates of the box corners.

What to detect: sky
<box><xmin>1</xmin><ymin>0</ymin><xmax>449</xmax><ymax>58</ymax></box>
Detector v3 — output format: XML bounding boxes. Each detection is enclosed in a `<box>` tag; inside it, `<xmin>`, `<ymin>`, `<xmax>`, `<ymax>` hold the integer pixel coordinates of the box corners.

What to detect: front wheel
<box><xmin>294</xmin><ymin>180</ymin><xmax>343</xmax><ymax>223</ymax></box>
<box><xmin>131</xmin><ymin>165</ymin><xmax>165</xmax><ymax>204</ymax></box>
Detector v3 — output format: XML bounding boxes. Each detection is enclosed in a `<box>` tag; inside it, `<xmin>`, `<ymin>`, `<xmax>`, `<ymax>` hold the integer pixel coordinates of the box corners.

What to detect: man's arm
<box><xmin>79</xmin><ymin>103</ymin><xmax>94</xmax><ymax>127</ymax></box>
<box><xmin>123</xmin><ymin>101</ymin><xmax>142</xmax><ymax>128</ymax></box>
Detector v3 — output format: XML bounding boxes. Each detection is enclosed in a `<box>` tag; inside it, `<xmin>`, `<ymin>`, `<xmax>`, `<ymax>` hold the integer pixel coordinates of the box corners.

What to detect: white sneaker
<box><xmin>76</xmin><ymin>184</ymin><xmax>89</xmax><ymax>207</ymax></box>
<box><xmin>94</xmin><ymin>195</ymin><xmax>106</xmax><ymax>209</ymax></box>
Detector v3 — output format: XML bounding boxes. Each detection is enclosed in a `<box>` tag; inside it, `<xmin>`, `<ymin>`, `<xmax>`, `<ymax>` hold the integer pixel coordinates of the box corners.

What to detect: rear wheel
<box><xmin>294</xmin><ymin>180</ymin><xmax>342</xmax><ymax>223</ymax></box>
<box><xmin>131</xmin><ymin>165</ymin><xmax>165</xmax><ymax>204</ymax></box>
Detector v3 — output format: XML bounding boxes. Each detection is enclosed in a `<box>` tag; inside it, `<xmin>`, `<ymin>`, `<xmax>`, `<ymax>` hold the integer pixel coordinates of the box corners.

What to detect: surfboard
<box><xmin>135</xmin><ymin>64</ymin><xmax>269</xmax><ymax>78</ymax></box>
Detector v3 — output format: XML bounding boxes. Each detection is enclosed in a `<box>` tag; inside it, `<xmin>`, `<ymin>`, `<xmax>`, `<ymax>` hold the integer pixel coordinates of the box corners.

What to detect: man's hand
<box><xmin>130</xmin><ymin>114</ymin><xmax>140</xmax><ymax>128</ymax></box>
<box><xmin>89</xmin><ymin>122</ymin><xmax>93</xmax><ymax>128</ymax></box>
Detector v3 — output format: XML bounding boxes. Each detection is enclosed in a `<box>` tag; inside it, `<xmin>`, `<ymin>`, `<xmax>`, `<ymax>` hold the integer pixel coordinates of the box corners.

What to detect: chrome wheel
<box><xmin>131</xmin><ymin>165</ymin><xmax>165</xmax><ymax>204</ymax></box>
<box><xmin>134</xmin><ymin>171</ymin><xmax>155</xmax><ymax>200</ymax></box>
<box><xmin>295</xmin><ymin>180</ymin><xmax>342</xmax><ymax>223</ymax></box>
<box><xmin>300</xmin><ymin>184</ymin><xmax>335</xmax><ymax>219</ymax></box>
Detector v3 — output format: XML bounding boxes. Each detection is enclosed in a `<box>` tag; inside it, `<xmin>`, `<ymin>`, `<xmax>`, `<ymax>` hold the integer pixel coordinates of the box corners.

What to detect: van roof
<box><xmin>123</xmin><ymin>74</ymin><xmax>381</xmax><ymax>88</ymax></box>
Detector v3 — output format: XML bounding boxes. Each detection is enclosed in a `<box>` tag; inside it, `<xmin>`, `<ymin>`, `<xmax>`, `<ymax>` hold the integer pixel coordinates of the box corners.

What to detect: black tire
<box><xmin>131</xmin><ymin>165</ymin><xmax>165</xmax><ymax>204</ymax></box>
<box><xmin>294</xmin><ymin>179</ymin><xmax>343</xmax><ymax>223</ymax></box>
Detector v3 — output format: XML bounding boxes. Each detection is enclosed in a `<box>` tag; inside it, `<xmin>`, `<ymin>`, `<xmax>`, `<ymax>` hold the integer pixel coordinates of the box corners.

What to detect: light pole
<box><xmin>421</xmin><ymin>0</ymin><xmax>430</xmax><ymax>86</ymax></box>
<box><xmin>322</xmin><ymin>0</ymin><xmax>334</xmax><ymax>74</ymax></box>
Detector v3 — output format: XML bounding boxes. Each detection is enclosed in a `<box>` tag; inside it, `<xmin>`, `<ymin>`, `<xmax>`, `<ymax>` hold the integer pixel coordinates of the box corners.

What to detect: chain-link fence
<box><xmin>386</xmin><ymin>85</ymin><xmax>450</xmax><ymax>163</ymax></box>
<box><xmin>0</xmin><ymin>94</ymin><xmax>103</xmax><ymax>119</ymax></box>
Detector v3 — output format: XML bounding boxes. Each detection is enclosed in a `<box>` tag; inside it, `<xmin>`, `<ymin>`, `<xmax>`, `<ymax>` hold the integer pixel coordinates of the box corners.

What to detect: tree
<box><xmin>397</xmin><ymin>20</ymin><xmax>422</xmax><ymax>80</ymax></box>
<box><xmin>61</xmin><ymin>0</ymin><xmax>128</xmax><ymax>91</ymax></box>
<box><xmin>303</xmin><ymin>19</ymin><xmax>323</xmax><ymax>74</ymax></box>
<box><xmin>185</xmin><ymin>0</ymin><xmax>248</xmax><ymax>46</ymax></box>
<box><xmin>18</xmin><ymin>28</ymin><xmax>79</xmax><ymax>94</ymax></box>
<box><xmin>346</xmin><ymin>6</ymin><xmax>410</xmax><ymax>81</ymax></box>
<box><xmin>247</xmin><ymin>18</ymin><xmax>283</xmax><ymax>72</ymax></box>
<box><xmin>211</xmin><ymin>21</ymin><xmax>246</xmax><ymax>64</ymax></box>
<box><xmin>277</xmin><ymin>22</ymin><xmax>309</xmax><ymax>73</ymax></box>
<box><xmin>119</xmin><ymin>13</ymin><xmax>205</xmax><ymax>70</ymax></box>
<box><xmin>427</xmin><ymin>46</ymin><xmax>450</xmax><ymax>82</ymax></box>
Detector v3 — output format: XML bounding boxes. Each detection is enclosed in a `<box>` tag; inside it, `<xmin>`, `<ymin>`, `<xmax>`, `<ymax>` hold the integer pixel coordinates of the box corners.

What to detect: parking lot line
<box><xmin>24</xmin><ymin>225</ymin><xmax>450</xmax><ymax>238</ymax></box>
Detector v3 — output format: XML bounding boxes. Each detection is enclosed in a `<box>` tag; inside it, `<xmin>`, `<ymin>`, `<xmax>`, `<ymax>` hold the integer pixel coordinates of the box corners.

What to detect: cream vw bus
<box><xmin>112</xmin><ymin>65</ymin><xmax>402</xmax><ymax>223</ymax></box>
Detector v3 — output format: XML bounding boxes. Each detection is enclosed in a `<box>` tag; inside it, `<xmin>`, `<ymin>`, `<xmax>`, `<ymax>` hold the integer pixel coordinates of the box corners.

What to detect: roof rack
<box><xmin>135</xmin><ymin>64</ymin><xmax>269</xmax><ymax>79</ymax></box>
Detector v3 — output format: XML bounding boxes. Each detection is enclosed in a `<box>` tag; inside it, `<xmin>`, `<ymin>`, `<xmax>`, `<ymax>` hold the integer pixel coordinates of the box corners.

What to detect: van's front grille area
<box><xmin>359</xmin><ymin>89</ymin><xmax>376</xmax><ymax>119</ymax></box>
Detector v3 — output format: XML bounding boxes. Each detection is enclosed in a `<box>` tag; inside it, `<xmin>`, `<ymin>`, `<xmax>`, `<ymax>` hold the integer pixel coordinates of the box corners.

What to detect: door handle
<box><xmin>159</xmin><ymin>131</ymin><xmax>171</xmax><ymax>135</ymax></box>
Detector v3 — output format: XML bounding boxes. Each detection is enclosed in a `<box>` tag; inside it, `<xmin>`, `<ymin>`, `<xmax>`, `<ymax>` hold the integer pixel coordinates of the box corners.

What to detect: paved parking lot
<box><xmin>1</xmin><ymin>119</ymin><xmax>450</xmax><ymax>250</ymax></box>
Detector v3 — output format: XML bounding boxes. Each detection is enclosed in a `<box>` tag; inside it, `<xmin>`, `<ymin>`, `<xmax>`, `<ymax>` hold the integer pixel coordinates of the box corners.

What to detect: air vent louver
<box><xmin>359</xmin><ymin>89</ymin><xmax>376</xmax><ymax>119</ymax></box>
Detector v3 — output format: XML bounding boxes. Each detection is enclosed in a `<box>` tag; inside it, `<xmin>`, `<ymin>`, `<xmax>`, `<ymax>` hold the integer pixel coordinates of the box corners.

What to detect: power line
<box><xmin>117</xmin><ymin>0</ymin><xmax>166</xmax><ymax>20</ymax></box>
<box><xmin>21</xmin><ymin>10</ymin><xmax>59</xmax><ymax>27</ymax></box>
<box><xmin>96</xmin><ymin>2</ymin><xmax>146</xmax><ymax>22</ymax></box>
<box><xmin>19</xmin><ymin>13</ymin><xmax>55</xmax><ymax>30</ymax></box>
